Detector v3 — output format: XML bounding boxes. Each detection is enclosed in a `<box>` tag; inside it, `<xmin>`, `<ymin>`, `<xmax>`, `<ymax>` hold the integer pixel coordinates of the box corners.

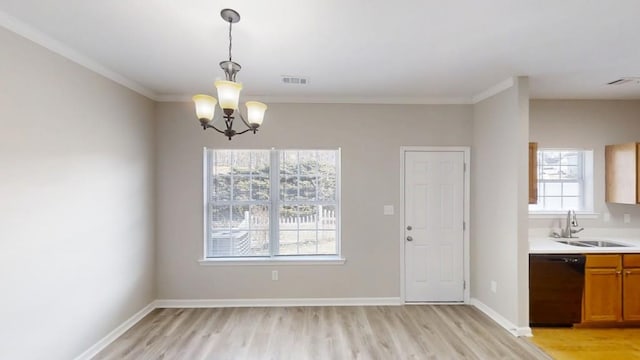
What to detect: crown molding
<box><xmin>1</xmin><ymin>9</ymin><xmax>515</xmax><ymax>106</ymax></box>
<box><xmin>0</xmin><ymin>10</ymin><xmax>158</xmax><ymax>101</ymax></box>
<box><xmin>157</xmin><ymin>94</ymin><xmax>473</xmax><ymax>105</ymax></box>
<box><xmin>472</xmin><ymin>77</ymin><xmax>515</xmax><ymax>104</ymax></box>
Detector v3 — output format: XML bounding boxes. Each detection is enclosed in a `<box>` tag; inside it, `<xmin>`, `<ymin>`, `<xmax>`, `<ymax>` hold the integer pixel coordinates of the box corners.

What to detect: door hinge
<box><xmin>463</xmin><ymin>280</ymin><xmax>466</xmax><ymax>290</ymax></box>
<box><xmin>463</xmin><ymin>221</ymin><xmax>466</xmax><ymax>231</ymax></box>
<box><xmin>463</xmin><ymin>163</ymin><xmax>466</xmax><ymax>172</ymax></box>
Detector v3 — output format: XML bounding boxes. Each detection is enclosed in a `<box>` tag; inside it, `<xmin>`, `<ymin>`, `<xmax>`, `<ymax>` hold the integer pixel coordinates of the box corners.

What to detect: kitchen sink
<box><xmin>555</xmin><ymin>239</ymin><xmax>631</xmax><ymax>248</ymax></box>
<box><xmin>555</xmin><ymin>240</ymin><xmax>592</xmax><ymax>247</ymax></box>
<box><xmin>577</xmin><ymin>240</ymin><xmax>630</xmax><ymax>247</ymax></box>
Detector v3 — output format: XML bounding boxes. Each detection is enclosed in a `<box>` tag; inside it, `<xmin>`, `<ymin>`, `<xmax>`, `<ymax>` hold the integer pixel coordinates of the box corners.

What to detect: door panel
<box><xmin>404</xmin><ymin>151</ymin><xmax>464</xmax><ymax>302</ymax></box>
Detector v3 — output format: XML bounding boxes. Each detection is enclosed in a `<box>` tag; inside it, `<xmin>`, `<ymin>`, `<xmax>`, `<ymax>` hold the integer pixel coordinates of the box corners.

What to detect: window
<box><xmin>204</xmin><ymin>148</ymin><xmax>340</xmax><ymax>259</ymax></box>
<box><xmin>529</xmin><ymin>149</ymin><xmax>594</xmax><ymax>213</ymax></box>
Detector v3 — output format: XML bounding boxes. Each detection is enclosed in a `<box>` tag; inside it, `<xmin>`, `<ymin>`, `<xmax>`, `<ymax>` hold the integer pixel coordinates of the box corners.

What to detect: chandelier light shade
<box><xmin>192</xmin><ymin>8</ymin><xmax>267</xmax><ymax>140</ymax></box>
<box><xmin>192</xmin><ymin>94</ymin><xmax>217</xmax><ymax>122</ymax></box>
<box><xmin>246</xmin><ymin>101</ymin><xmax>267</xmax><ymax>126</ymax></box>
<box><xmin>214</xmin><ymin>80</ymin><xmax>243</xmax><ymax>110</ymax></box>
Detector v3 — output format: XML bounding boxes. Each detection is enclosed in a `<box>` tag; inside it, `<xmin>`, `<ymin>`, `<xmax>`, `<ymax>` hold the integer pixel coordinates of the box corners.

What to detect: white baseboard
<box><xmin>73</xmin><ymin>301</ymin><xmax>156</xmax><ymax>360</ymax></box>
<box><xmin>155</xmin><ymin>297</ymin><xmax>402</xmax><ymax>308</ymax></box>
<box><xmin>470</xmin><ymin>298</ymin><xmax>532</xmax><ymax>337</ymax></box>
<box><xmin>404</xmin><ymin>301</ymin><xmax>467</xmax><ymax>305</ymax></box>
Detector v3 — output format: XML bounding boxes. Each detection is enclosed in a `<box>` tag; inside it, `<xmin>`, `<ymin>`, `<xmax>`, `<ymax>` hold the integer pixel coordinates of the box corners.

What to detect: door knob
<box><xmin>406</xmin><ymin>236</ymin><xmax>413</xmax><ymax>241</ymax></box>
<box><xmin>406</xmin><ymin>225</ymin><xmax>412</xmax><ymax>231</ymax></box>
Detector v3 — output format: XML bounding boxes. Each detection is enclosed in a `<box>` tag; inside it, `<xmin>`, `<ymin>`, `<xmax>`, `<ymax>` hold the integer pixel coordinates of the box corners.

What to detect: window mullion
<box><xmin>579</xmin><ymin>152</ymin><xmax>585</xmax><ymax>209</ymax></box>
<box><xmin>334</xmin><ymin>148</ymin><xmax>341</xmax><ymax>256</ymax></box>
<box><xmin>315</xmin><ymin>153</ymin><xmax>319</xmax><ymax>254</ymax></box>
<box><xmin>205</xmin><ymin>149</ymin><xmax>213</xmax><ymax>258</ymax></box>
<box><xmin>270</xmin><ymin>149</ymin><xmax>279</xmax><ymax>257</ymax></box>
<box><xmin>560</xmin><ymin>165</ymin><xmax>565</xmax><ymax>209</ymax></box>
<box><xmin>296</xmin><ymin>151</ymin><xmax>300</xmax><ymax>254</ymax></box>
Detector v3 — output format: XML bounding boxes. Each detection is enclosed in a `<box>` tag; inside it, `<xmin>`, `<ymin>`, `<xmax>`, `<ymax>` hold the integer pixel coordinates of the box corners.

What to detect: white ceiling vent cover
<box><xmin>607</xmin><ymin>77</ymin><xmax>640</xmax><ymax>85</ymax></box>
<box><xmin>281</xmin><ymin>76</ymin><xmax>309</xmax><ymax>85</ymax></box>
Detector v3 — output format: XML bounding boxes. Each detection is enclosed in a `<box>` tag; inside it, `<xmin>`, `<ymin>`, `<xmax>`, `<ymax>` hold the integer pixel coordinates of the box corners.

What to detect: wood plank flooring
<box><xmin>94</xmin><ymin>305</ymin><xmax>550</xmax><ymax>360</ymax></box>
<box><xmin>531</xmin><ymin>327</ymin><xmax>640</xmax><ymax>360</ymax></box>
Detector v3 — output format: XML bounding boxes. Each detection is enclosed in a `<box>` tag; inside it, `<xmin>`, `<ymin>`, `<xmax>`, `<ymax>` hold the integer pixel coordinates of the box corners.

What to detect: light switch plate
<box><xmin>383</xmin><ymin>205</ymin><xmax>394</xmax><ymax>215</ymax></box>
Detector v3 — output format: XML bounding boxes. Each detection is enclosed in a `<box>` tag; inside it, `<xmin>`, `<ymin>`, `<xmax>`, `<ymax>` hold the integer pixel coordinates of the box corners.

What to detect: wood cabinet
<box><xmin>605</xmin><ymin>143</ymin><xmax>640</xmax><ymax>204</ymax></box>
<box><xmin>529</xmin><ymin>142</ymin><xmax>537</xmax><ymax>204</ymax></box>
<box><xmin>584</xmin><ymin>255</ymin><xmax>622</xmax><ymax>322</ymax></box>
<box><xmin>583</xmin><ymin>254</ymin><xmax>640</xmax><ymax>324</ymax></box>
<box><xmin>623</xmin><ymin>254</ymin><xmax>640</xmax><ymax>321</ymax></box>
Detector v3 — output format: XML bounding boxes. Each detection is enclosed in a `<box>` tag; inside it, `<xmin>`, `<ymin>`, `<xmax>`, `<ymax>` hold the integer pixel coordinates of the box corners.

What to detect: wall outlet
<box><xmin>383</xmin><ymin>205</ymin><xmax>394</xmax><ymax>215</ymax></box>
<box><xmin>624</xmin><ymin>214</ymin><xmax>631</xmax><ymax>224</ymax></box>
<box><xmin>490</xmin><ymin>280</ymin><xmax>497</xmax><ymax>293</ymax></box>
<box><xmin>272</xmin><ymin>270</ymin><xmax>278</xmax><ymax>281</ymax></box>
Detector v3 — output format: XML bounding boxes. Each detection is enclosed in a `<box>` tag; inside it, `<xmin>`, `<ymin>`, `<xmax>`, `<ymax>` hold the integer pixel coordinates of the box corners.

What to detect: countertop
<box><xmin>529</xmin><ymin>237</ymin><xmax>640</xmax><ymax>254</ymax></box>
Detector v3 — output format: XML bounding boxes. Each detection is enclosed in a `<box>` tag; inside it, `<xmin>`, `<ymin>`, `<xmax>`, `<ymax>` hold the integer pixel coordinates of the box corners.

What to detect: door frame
<box><xmin>400</xmin><ymin>146</ymin><xmax>471</xmax><ymax>304</ymax></box>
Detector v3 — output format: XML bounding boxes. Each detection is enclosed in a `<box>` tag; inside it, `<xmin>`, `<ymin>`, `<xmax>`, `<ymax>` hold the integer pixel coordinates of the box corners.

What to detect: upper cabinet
<box><xmin>605</xmin><ymin>143</ymin><xmax>640</xmax><ymax>204</ymax></box>
<box><xmin>529</xmin><ymin>142</ymin><xmax>538</xmax><ymax>204</ymax></box>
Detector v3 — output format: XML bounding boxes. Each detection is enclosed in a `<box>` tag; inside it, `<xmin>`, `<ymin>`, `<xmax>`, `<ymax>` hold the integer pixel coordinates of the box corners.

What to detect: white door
<box><xmin>404</xmin><ymin>150</ymin><xmax>465</xmax><ymax>302</ymax></box>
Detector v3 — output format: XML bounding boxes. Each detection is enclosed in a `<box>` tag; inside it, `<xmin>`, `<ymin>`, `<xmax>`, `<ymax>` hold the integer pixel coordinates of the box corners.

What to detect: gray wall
<box><xmin>0</xmin><ymin>28</ymin><xmax>156</xmax><ymax>360</ymax></box>
<box><xmin>155</xmin><ymin>102</ymin><xmax>473</xmax><ymax>299</ymax></box>
<box><xmin>471</xmin><ymin>78</ymin><xmax>530</xmax><ymax>329</ymax></box>
<box><xmin>529</xmin><ymin>100</ymin><xmax>640</xmax><ymax>229</ymax></box>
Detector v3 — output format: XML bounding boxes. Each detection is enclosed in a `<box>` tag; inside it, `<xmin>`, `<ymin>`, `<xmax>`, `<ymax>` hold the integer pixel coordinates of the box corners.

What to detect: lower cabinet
<box><xmin>623</xmin><ymin>255</ymin><xmax>640</xmax><ymax>321</ymax></box>
<box><xmin>583</xmin><ymin>254</ymin><xmax>640</xmax><ymax>324</ymax></box>
<box><xmin>584</xmin><ymin>255</ymin><xmax>622</xmax><ymax>322</ymax></box>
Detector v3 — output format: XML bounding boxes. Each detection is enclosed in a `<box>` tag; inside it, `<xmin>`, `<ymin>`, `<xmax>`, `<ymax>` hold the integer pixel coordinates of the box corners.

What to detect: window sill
<box><xmin>198</xmin><ymin>256</ymin><xmax>346</xmax><ymax>266</ymax></box>
<box><xmin>529</xmin><ymin>212</ymin><xmax>599</xmax><ymax>219</ymax></box>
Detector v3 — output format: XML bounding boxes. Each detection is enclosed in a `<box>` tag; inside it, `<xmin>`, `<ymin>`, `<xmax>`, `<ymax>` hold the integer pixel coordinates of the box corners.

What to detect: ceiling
<box><xmin>1</xmin><ymin>0</ymin><xmax>640</xmax><ymax>103</ymax></box>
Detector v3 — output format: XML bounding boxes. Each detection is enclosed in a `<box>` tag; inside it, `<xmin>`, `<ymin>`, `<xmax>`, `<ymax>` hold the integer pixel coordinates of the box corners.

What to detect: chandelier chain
<box><xmin>228</xmin><ymin>21</ymin><xmax>233</xmax><ymax>61</ymax></box>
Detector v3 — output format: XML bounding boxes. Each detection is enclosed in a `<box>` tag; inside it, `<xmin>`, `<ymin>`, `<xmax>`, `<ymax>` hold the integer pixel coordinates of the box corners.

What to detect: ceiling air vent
<box><xmin>282</xmin><ymin>76</ymin><xmax>308</xmax><ymax>85</ymax></box>
<box><xmin>607</xmin><ymin>77</ymin><xmax>640</xmax><ymax>85</ymax></box>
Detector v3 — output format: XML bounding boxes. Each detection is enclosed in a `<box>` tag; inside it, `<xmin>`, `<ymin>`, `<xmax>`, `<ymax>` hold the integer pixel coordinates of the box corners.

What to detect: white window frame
<box><xmin>199</xmin><ymin>148</ymin><xmax>345</xmax><ymax>266</ymax></box>
<box><xmin>529</xmin><ymin>148</ymin><xmax>596</xmax><ymax>218</ymax></box>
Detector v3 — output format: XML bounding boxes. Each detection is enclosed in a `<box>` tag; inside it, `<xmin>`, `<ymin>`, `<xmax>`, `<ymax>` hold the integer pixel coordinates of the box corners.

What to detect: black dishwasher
<box><xmin>529</xmin><ymin>254</ymin><xmax>586</xmax><ymax>326</ymax></box>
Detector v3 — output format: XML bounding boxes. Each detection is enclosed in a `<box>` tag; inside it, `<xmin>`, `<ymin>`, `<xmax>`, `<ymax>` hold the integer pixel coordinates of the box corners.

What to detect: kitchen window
<box><xmin>202</xmin><ymin>148</ymin><xmax>341</xmax><ymax>263</ymax></box>
<box><xmin>529</xmin><ymin>149</ymin><xmax>594</xmax><ymax>214</ymax></box>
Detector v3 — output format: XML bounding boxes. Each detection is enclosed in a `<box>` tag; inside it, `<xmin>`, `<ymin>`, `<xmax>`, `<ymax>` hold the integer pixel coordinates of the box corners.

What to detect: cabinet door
<box><xmin>529</xmin><ymin>142</ymin><xmax>537</xmax><ymax>204</ymax></box>
<box><xmin>605</xmin><ymin>143</ymin><xmax>637</xmax><ymax>204</ymax></box>
<box><xmin>623</xmin><ymin>268</ymin><xmax>640</xmax><ymax>321</ymax></box>
<box><xmin>584</xmin><ymin>268</ymin><xmax>622</xmax><ymax>322</ymax></box>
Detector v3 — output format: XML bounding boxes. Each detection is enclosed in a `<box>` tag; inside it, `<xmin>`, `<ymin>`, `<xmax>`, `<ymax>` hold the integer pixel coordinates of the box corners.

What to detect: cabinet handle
<box><xmin>616</xmin><ymin>271</ymin><xmax>622</xmax><ymax>276</ymax></box>
<box><xmin>626</xmin><ymin>270</ymin><xmax>632</xmax><ymax>275</ymax></box>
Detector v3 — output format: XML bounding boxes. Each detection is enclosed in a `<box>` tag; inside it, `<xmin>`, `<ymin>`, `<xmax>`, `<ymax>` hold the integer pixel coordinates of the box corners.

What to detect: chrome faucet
<box><xmin>561</xmin><ymin>210</ymin><xmax>584</xmax><ymax>238</ymax></box>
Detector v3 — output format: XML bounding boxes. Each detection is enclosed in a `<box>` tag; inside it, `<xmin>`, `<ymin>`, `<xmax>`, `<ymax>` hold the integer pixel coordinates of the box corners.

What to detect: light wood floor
<box><xmin>94</xmin><ymin>305</ymin><xmax>549</xmax><ymax>360</ymax></box>
<box><xmin>531</xmin><ymin>327</ymin><xmax>640</xmax><ymax>360</ymax></box>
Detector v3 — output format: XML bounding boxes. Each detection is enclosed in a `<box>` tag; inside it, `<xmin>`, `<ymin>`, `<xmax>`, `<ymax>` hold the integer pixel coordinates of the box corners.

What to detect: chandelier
<box><xmin>192</xmin><ymin>9</ymin><xmax>267</xmax><ymax>140</ymax></box>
